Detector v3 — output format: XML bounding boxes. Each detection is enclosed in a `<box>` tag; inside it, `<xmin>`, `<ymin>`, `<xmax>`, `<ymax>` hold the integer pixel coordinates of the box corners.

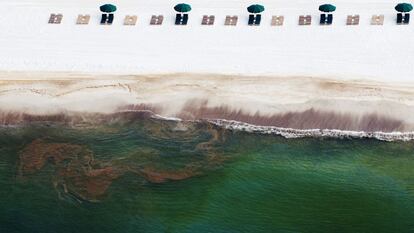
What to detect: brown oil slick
<box><xmin>0</xmin><ymin>100</ymin><xmax>407</xmax><ymax>132</ymax></box>
<box><xmin>137</xmin><ymin>166</ymin><xmax>201</xmax><ymax>184</ymax></box>
<box><xmin>119</xmin><ymin>101</ymin><xmax>406</xmax><ymax>132</ymax></box>
<box><xmin>17</xmin><ymin>119</ymin><xmax>228</xmax><ymax>202</ymax></box>
<box><xmin>19</xmin><ymin>139</ymin><xmax>120</xmax><ymax>202</ymax></box>
<box><xmin>176</xmin><ymin>100</ymin><xmax>405</xmax><ymax>132</ymax></box>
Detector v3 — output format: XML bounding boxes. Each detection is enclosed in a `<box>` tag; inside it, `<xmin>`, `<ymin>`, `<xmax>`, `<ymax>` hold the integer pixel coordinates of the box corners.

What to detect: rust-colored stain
<box><xmin>18</xmin><ymin>121</ymin><xmax>227</xmax><ymax>202</ymax></box>
<box><xmin>19</xmin><ymin>139</ymin><xmax>120</xmax><ymax>201</ymax></box>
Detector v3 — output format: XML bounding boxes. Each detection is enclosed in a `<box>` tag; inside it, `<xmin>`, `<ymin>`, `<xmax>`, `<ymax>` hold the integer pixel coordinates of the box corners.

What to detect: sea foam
<box><xmin>206</xmin><ymin>119</ymin><xmax>414</xmax><ymax>142</ymax></box>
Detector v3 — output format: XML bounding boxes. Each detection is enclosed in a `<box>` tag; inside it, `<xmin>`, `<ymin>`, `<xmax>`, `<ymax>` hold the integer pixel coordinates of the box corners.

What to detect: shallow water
<box><xmin>0</xmin><ymin>116</ymin><xmax>414</xmax><ymax>233</ymax></box>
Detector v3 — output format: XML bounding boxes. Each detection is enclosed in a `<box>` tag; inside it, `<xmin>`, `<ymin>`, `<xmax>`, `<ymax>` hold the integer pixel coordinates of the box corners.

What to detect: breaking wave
<box><xmin>1</xmin><ymin>110</ymin><xmax>414</xmax><ymax>141</ymax></box>
<box><xmin>151</xmin><ymin>113</ymin><xmax>414</xmax><ymax>142</ymax></box>
<box><xmin>206</xmin><ymin>119</ymin><xmax>414</xmax><ymax>142</ymax></box>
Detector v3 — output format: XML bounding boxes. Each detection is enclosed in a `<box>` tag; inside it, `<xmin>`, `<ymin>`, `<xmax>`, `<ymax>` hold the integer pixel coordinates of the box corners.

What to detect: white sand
<box><xmin>1</xmin><ymin>1</ymin><xmax>414</xmax><ymax>135</ymax></box>
<box><xmin>0</xmin><ymin>0</ymin><xmax>413</xmax><ymax>82</ymax></box>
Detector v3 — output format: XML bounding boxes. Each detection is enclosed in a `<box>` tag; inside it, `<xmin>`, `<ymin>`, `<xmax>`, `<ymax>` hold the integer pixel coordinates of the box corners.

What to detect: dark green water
<box><xmin>0</xmin><ymin>116</ymin><xmax>414</xmax><ymax>233</ymax></box>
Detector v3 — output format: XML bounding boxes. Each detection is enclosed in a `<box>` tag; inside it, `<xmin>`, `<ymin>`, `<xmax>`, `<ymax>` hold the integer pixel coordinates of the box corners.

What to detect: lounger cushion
<box><xmin>255</xmin><ymin>14</ymin><xmax>262</xmax><ymax>25</ymax></box>
<box><xmin>327</xmin><ymin>14</ymin><xmax>333</xmax><ymax>24</ymax></box>
<box><xmin>404</xmin><ymin>13</ymin><xmax>410</xmax><ymax>24</ymax></box>
<box><xmin>182</xmin><ymin>14</ymin><xmax>189</xmax><ymax>25</ymax></box>
<box><xmin>248</xmin><ymin>15</ymin><xmax>254</xmax><ymax>25</ymax></box>
<box><xmin>175</xmin><ymin>14</ymin><xmax>182</xmax><ymax>25</ymax></box>
<box><xmin>101</xmin><ymin>14</ymin><xmax>107</xmax><ymax>24</ymax></box>
<box><xmin>320</xmin><ymin>14</ymin><xmax>326</xmax><ymax>24</ymax></box>
<box><xmin>397</xmin><ymin>13</ymin><xmax>403</xmax><ymax>23</ymax></box>
<box><xmin>108</xmin><ymin>14</ymin><xmax>114</xmax><ymax>24</ymax></box>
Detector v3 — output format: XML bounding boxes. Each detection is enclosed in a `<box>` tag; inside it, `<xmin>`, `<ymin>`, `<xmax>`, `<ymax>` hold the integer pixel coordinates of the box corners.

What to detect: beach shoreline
<box><xmin>1</xmin><ymin>72</ymin><xmax>414</xmax><ymax>138</ymax></box>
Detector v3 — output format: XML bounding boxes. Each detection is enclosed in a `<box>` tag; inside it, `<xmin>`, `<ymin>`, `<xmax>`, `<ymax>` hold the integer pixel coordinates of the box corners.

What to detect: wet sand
<box><xmin>1</xmin><ymin>72</ymin><xmax>414</xmax><ymax>132</ymax></box>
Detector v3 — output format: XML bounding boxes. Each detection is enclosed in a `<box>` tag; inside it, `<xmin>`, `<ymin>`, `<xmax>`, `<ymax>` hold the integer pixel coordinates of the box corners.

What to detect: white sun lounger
<box><xmin>346</xmin><ymin>15</ymin><xmax>360</xmax><ymax>25</ymax></box>
<box><xmin>150</xmin><ymin>15</ymin><xmax>164</xmax><ymax>25</ymax></box>
<box><xmin>371</xmin><ymin>15</ymin><xmax>384</xmax><ymax>25</ymax></box>
<box><xmin>124</xmin><ymin>15</ymin><xmax>137</xmax><ymax>26</ymax></box>
<box><xmin>225</xmin><ymin>15</ymin><xmax>238</xmax><ymax>26</ymax></box>
<box><xmin>202</xmin><ymin>15</ymin><xmax>215</xmax><ymax>25</ymax></box>
<box><xmin>271</xmin><ymin>16</ymin><xmax>284</xmax><ymax>26</ymax></box>
<box><xmin>48</xmin><ymin>13</ymin><xmax>63</xmax><ymax>24</ymax></box>
<box><xmin>76</xmin><ymin>14</ymin><xmax>90</xmax><ymax>25</ymax></box>
<box><xmin>299</xmin><ymin>15</ymin><xmax>312</xmax><ymax>25</ymax></box>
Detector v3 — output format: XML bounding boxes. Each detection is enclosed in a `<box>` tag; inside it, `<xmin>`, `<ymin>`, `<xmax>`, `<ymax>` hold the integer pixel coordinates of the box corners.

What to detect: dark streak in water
<box><xmin>17</xmin><ymin>119</ymin><xmax>228</xmax><ymax>202</ymax></box>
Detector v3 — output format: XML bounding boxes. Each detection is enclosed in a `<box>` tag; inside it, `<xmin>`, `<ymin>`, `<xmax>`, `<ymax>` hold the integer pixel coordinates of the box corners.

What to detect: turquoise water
<box><xmin>0</xmin><ymin>116</ymin><xmax>414</xmax><ymax>233</ymax></box>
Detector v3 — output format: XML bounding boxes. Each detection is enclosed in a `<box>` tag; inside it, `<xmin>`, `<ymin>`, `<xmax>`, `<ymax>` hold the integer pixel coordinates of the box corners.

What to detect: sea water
<box><xmin>0</xmin><ymin>115</ymin><xmax>413</xmax><ymax>233</ymax></box>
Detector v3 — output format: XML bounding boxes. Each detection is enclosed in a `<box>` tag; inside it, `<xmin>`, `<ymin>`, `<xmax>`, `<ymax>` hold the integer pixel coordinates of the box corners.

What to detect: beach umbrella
<box><xmin>247</xmin><ymin>4</ymin><xmax>265</xmax><ymax>14</ymax></box>
<box><xmin>100</xmin><ymin>4</ymin><xmax>117</xmax><ymax>13</ymax></box>
<box><xmin>319</xmin><ymin>4</ymin><xmax>336</xmax><ymax>12</ymax></box>
<box><xmin>395</xmin><ymin>3</ymin><xmax>413</xmax><ymax>12</ymax></box>
<box><xmin>174</xmin><ymin>3</ymin><xmax>192</xmax><ymax>12</ymax></box>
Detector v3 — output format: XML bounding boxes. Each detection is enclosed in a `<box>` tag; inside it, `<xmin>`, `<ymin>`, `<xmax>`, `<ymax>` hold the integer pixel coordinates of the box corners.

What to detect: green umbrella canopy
<box><xmin>247</xmin><ymin>4</ymin><xmax>265</xmax><ymax>14</ymax></box>
<box><xmin>319</xmin><ymin>4</ymin><xmax>336</xmax><ymax>12</ymax></box>
<box><xmin>100</xmin><ymin>4</ymin><xmax>117</xmax><ymax>13</ymax></box>
<box><xmin>395</xmin><ymin>3</ymin><xmax>413</xmax><ymax>12</ymax></box>
<box><xmin>174</xmin><ymin>3</ymin><xmax>192</xmax><ymax>12</ymax></box>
